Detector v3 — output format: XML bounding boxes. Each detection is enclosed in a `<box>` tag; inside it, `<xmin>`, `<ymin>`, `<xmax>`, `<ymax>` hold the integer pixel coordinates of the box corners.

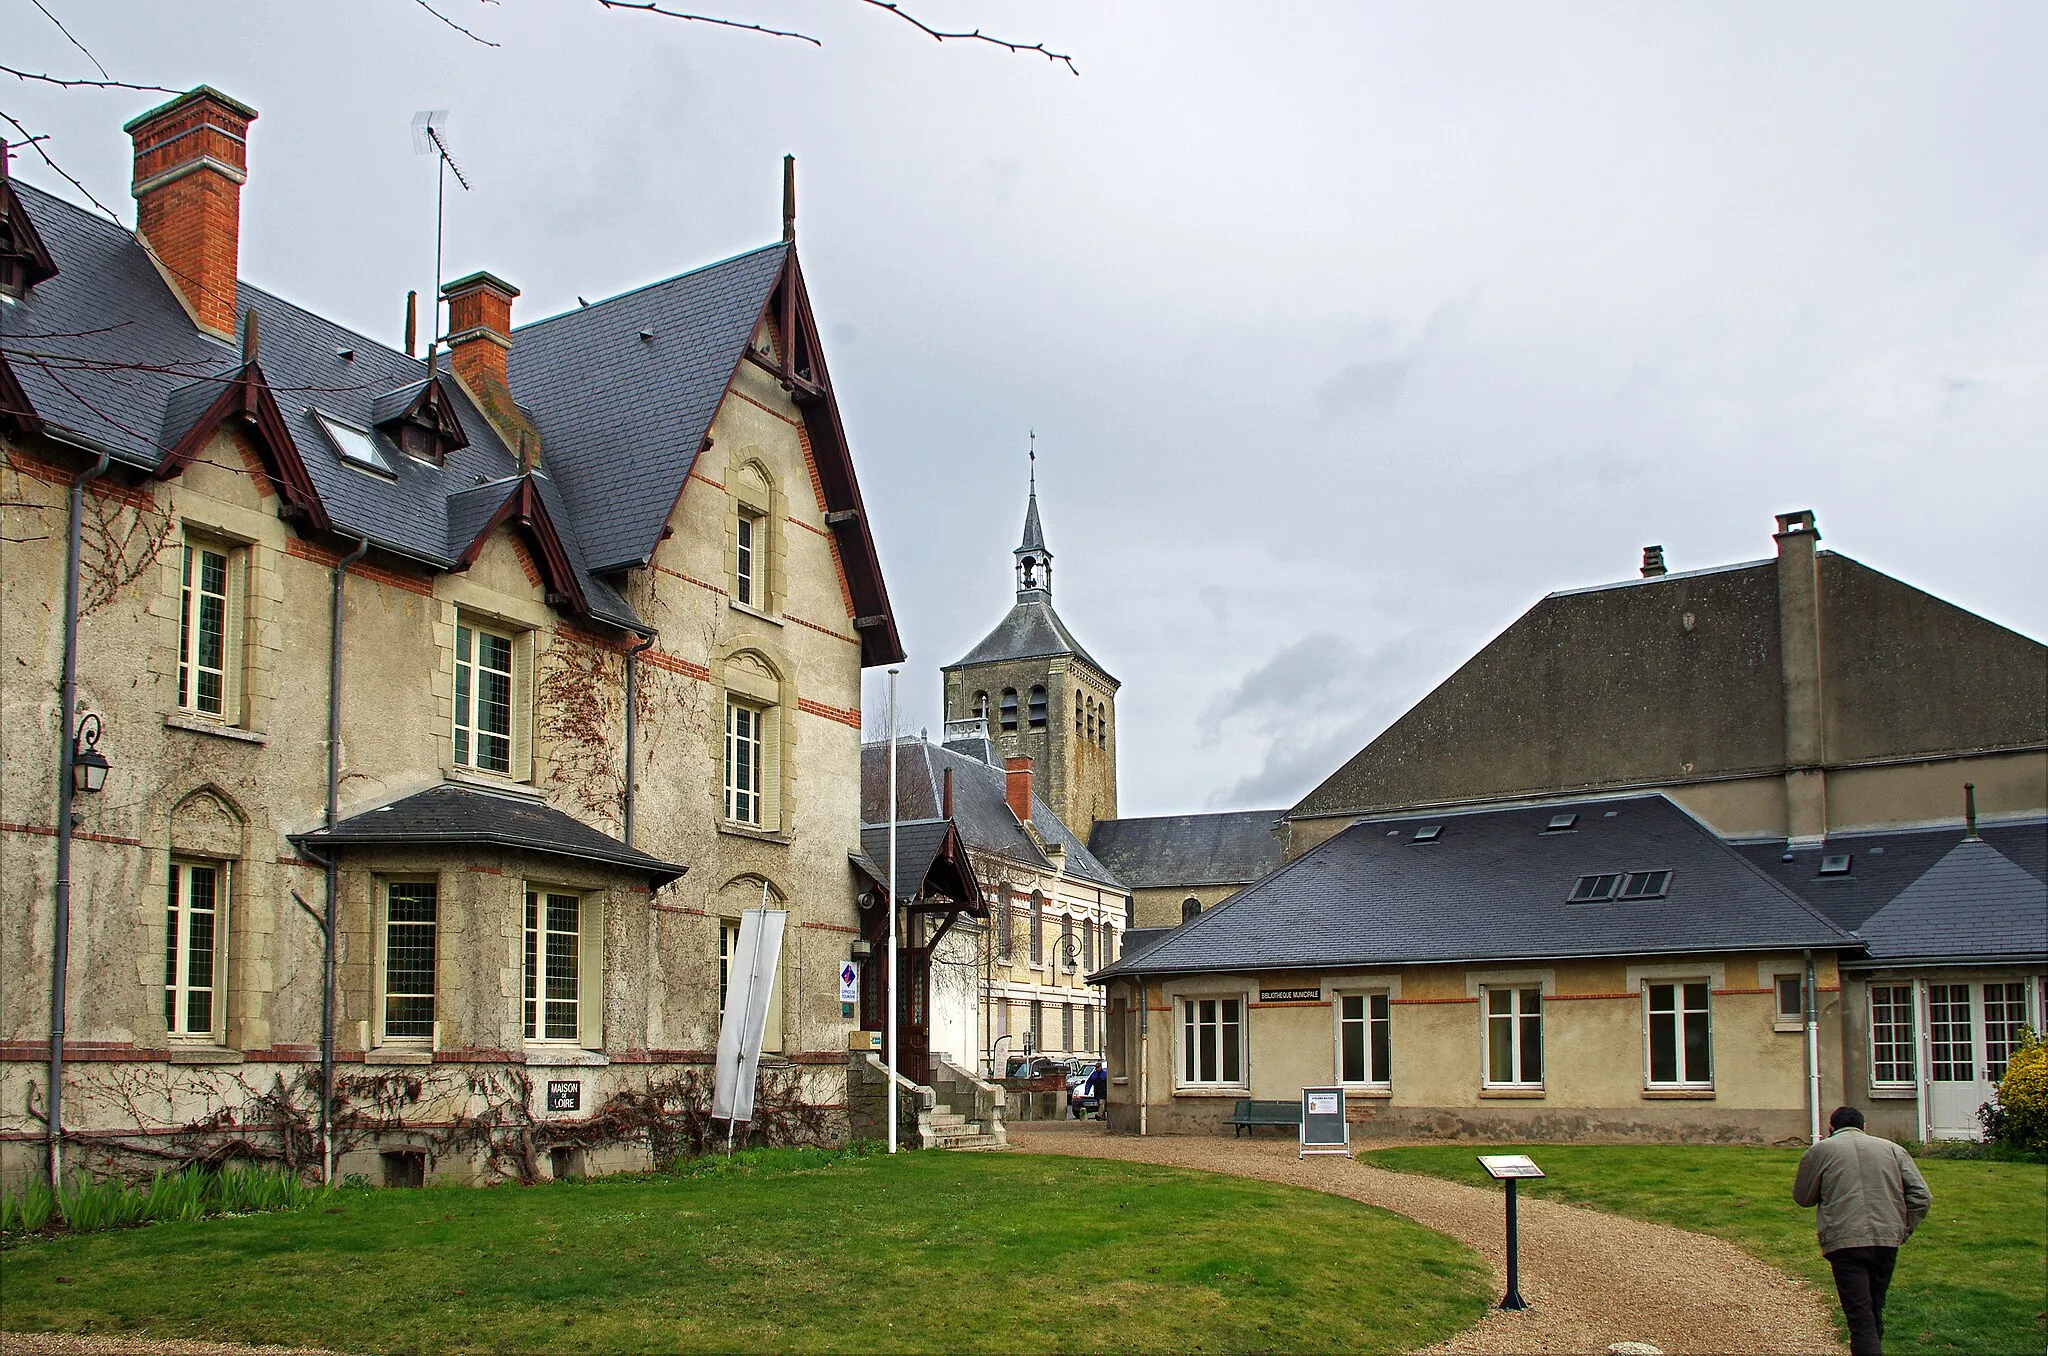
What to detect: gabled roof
<box><xmin>1732</xmin><ymin>818</ymin><xmax>2046</xmax><ymax>933</ymax></box>
<box><xmin>290</xmin><ymin>782</ymin><xmax>686</xmax><ymax>887</ymax></box>
<box><xmin>1089</xmin><ymin>809</ymin><xmax>1289</xmax><ymax>890</ymax></box>
<box><xmin>1098</xmin><ymin>794</ymin><xmax>1853</xmax><ymax>979</ymax></box>
<box><xmin>860</xmin><ymin>738</ymin><xmax>1126</xmax><ymax>892</ymax></box>
<box><xmin>1854</xmin><ymin>836</ymin><xmax>2047</xmax><ymax>966</ymax></box>
<box><xmin>858</xmin><ymin>817</ymin><xmax>986</xmax><ymax>913</ymax></box>
<box><xmin>944</xmin><ymin>595</ymin><xmax>1115</xmax><ymax>681</ymax></box>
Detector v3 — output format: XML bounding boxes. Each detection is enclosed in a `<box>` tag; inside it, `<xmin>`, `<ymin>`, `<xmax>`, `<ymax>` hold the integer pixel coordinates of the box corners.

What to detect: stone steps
<box><xmin>928</xmin><ymin>1132</ymin><xmax>1003</xmax><ymax>1151</ymax></box>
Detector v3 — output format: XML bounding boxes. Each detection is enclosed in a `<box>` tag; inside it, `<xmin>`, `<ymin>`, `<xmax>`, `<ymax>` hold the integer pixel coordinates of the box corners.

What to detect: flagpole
<box><xmin>886</xmin><ymin>669</ymin><xmax>900</xmax><ymax>1154</ymax></box>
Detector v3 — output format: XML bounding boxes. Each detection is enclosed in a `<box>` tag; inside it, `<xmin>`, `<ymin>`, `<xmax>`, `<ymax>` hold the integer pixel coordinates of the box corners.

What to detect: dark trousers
<box><xmin>1826</xmin><ymin>1245</ymin><xmax>1898</xmax><ymax>1356</ymax></box>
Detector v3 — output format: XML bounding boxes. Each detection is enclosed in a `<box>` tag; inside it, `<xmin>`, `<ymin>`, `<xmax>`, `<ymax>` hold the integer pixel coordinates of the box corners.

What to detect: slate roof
<box><xmin>1097</xmin><ymin>794</ymin><xmax>1854</xmax><ymax>979</ymax></box>
<box><xmin>945</xmin><ymin>596</ymin><xmax>1115</xmax><ymax>679</ymax></box>
<box><xmin>860</xmin><ymin>818</ymin><xmax>958</xmax><ymax>904</ymax></box>
<box><xmin>1853</xmin><ymin>837</ymin><xmax>2048</xmax><ymax>965</ymax></box>
<box><xmin>507</xmin><ymin>244</ymin><xmax>787</xmax><ymax>574</ymax></box>
<box><xmin>1089</xmin><ymin>809</ymin><xmax>1289</xmax><ymax>890</ymax></box>
<box><xmin>2</xmin><ymin>181</ymin><xmax>899</xmax><ymax>653</ymax></box>
<box><xmin>291</xmin><ymin>783</ymin><xmax>687</xmax><ymax>885</ymax></box>
<box><xmin>860</xmin><ymin>738</ymin><xmax>1126</xmax><ymax>892</ymax></box>
<box><xmin>1732</xmin><ymin>819</ymin><xmax>2046</xmax><ymax>932</ymax></box>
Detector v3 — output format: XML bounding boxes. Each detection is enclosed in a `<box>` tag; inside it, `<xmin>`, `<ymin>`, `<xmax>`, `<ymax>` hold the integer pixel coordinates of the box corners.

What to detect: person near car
<box><xmin>1791</xmin><ymin>1105</ymin><xmax>1933</xmax><ymax>1356</ymax></box>
<box><xmin>1083</xmin><ymin>1063</ymin><xmax>1107</xmax><ymax>1115</ymax></box>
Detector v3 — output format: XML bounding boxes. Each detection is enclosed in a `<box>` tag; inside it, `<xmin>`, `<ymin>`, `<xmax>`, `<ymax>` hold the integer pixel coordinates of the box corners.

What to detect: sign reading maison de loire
<box><xmin>546</xmin><ymin>1080</ymin><xmax>581</xmax><ymax>1113</ymax></box>
<box><xmin>1259</xmin><ymin>988</ymin><xmax>1322</xmax><ymax>1003</ymax></box>
<box><xmin>1299</xmin><ymin>1085</ymin><xmax>1351</xmax><ymax>1158</ymax></box>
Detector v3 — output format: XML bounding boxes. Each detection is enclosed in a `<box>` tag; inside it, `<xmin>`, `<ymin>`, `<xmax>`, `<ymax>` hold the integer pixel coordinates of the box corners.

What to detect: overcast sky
<box><xmin>11</xmin><ymin>2</ymin><xmax>2045</xmax><ymax>817</ymax></box>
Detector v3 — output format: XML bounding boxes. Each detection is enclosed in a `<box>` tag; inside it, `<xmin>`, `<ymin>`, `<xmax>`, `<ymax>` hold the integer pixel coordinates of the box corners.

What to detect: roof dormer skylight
<box><xmin>1411</xmin><ymin>825</ymin><xmax>1442</xmax><ymax>843</ymax></box>
<box><xmin>1819</xmin><ymin>854</ymin><xmax>1852</xmax><ymax>876</ymax></box>
<box><xmin>1545</xmin><ymin>813</ymin><xmax>1579</xmax><ymax>833</ymax></box>
<box><xmin>316</xmin><ymin>412</ymin><xmax>393</xmax><ymax>475</ymax></box>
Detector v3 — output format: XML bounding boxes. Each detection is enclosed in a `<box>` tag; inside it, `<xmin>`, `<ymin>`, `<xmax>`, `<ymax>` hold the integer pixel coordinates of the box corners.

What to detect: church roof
<box><xmin>1019</xmin><ymin>489</ymin><xmax>1046</xmax><ymax>553</ymax></box>
<box><xmin>1090</xmin><ymin>809</ymin><xmax>1289</xmax><ymax>889</ymax></box>
<box><xmin>943</xmin><ymin>595</ymin><xmax>1116</xmax><ymax>682</ymax></box>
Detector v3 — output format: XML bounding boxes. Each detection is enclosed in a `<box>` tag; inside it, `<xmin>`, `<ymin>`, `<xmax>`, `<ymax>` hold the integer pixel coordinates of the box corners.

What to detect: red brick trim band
<box><xmin>1389</xmin><ymin>996</ymin><xmax>1480</xmax><ymax>1005</ymax></box>
<box><xmin>798</xmin><ymin>697</ymin><xmax>863</xmax><ymax>729</ymax></box>
<box><xmin>2</xmin><ymin>821</ymin><xmax>143</xmax><ymax>847</ymax></box>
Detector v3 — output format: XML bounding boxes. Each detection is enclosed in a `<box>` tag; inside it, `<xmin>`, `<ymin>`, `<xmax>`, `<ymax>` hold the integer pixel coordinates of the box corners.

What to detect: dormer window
<box><xmin>371</xmin><ymin>377</ymin><xmax>469</xmax><ymax>467</ymax></box>
<box><xmin>0</xmin><ymin>179</ymin><xmax>59</xmax><ymax>300</ymax></box>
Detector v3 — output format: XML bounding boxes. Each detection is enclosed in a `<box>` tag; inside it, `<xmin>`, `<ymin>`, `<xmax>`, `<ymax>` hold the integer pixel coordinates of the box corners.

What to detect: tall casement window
<box><xmin>1098</xmin><ymin>707</ymin><xmax>1108</xmax><ymax>749</ymax></box>
<box><xmin>1029</xmin><ymin>999</ymin><xmax>1044</xmax><ymax>1049</ymax></box>
<box><xmin>725</xmin><ymin>700</ymin><xmax>766</xmax><ymax>824</ymax></box>
<box><xmin>177</xmin><ymin>537</ymin><xmax>242</xmax><ymax>720</ymax></box>
<box><xmin>1083</xmin><ymin>1004</ymin><xmax>1096</xmax><ymax>1051</ymax></box>
<box><xmin>1029</xmin><ymin>891</ymin><xmax>1045</xmax><ymax>965</ymax></box>
<box><xmin>524</xmin><ymin>890</ymin><xmax>582</xmax><ymax>1042</ymax></box>
<box><xmin>1483</xmin><ymin>987</ymin><xmax>1543</xmax><ymax>1087</ymax></box>
<box><xmin>1000</xmin><ymin>688</ymin><xmax>1019</xmax><ymax>731</ymax></box>
<box><xmin>1645</xmin><ymin>981</ymin><xmax>1712</xmax><ymax>1088</ymax></box>
<box><xmin>1928</xmin><ymin>984</ymin><xmax>1973</xmax><ymax>1080</ymax></box>
<box><xmin>164</xmin><ymin>860</ymin><xmax>225</xmax><ymax>1038</ymax></box>
<box><xmin>1868</xmin><ymin>984</ymin><xmax>1916</xmax><ymax>1087</ymax></box>
<box><xmin>1181</xmin><ymin>996</ymin><xmax>1245</xmax><ymax>1086</ymax></box>
<box><xmin>1774</xmin><ymin>973</ymin><xmax>1807</xmax><ymax>1031</ymax></box>
<box><xmin>1339</xmin><ymin>993</ymin><xmax>1391</xmax><ymax>1086</ymax></box>
<box><xmin>1074</xmin><ymin>691</ymin><xmax>1084</xmax><ymax>732</ymax></box>
<box><xmin>735</xmin><ymin>506</ymin><xmax>764</xmax><ymax>607</ymax></box>
<box><xmin>380</xmin><ymin>881</ymin><xmax>438</xmax><ymax>1042</ymax></box>
<box><xmin>454</xmin><ymin>620</ymin><xmax>523</xmax><ymax>776</ymax></box>
<box><xmin>1082</xmin><ymin>918</ymin><xmax>1096</xmax><ymax>970</ymax></box>
<box><xmin>996</xmin><ymin>897</ymin><xmax>1015</xmax><ymax>960</ymax></box>
<box><xmin>1028</xmin><ymin>685</ymin><xmax>1048</xmax><ymax>727</ymax></box>
<box><xmin>1985</xmin><ymin>982</ymin><xmax>2030</xmax><ymax>1081</ymax></box>
<box><xmin>1062</xmin><ymin>1002</ymin><xmax>1075</xmax><ymax>1050</ymax></box>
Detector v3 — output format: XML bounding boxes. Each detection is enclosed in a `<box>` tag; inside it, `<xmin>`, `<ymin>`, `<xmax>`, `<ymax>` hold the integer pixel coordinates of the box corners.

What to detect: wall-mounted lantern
<box><xmin>71</xmin><ymin>712</ymin><xmax>109</xmax><ymax>795</ymax></box>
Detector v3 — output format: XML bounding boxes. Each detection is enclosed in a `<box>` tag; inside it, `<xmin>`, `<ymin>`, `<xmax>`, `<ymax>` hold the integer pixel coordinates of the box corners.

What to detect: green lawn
<box><xmin>2</xmin><ymin>1147</ymin><xmax>1491</xmax><ymax>1354</ymax></box>
<box><xmin>1361</xmin><ymin>1144</ymin><xmax>2047</xmax><ymax>1356</ymax></box>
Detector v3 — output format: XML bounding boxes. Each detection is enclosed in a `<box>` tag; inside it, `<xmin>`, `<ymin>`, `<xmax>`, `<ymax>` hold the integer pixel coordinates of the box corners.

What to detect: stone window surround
<box><xmin>711</xmin><ymin>640</ymin><xmax>797</xmax><ymax>841</ymax></box>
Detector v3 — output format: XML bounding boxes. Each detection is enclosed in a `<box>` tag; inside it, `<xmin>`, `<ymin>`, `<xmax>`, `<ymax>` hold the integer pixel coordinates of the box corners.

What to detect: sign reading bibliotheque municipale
<box><xmin>1259</xmin><ymin>988</ymin><xmax>1322</xmax><ymax>1003</ymax></box>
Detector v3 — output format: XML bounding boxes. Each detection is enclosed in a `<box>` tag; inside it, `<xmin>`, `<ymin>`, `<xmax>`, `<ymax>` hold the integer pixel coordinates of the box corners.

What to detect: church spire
<box><xmin>1015</xmin><ymin>432</ymin><xmax>1052</xmax><ymax>598</ymax></box>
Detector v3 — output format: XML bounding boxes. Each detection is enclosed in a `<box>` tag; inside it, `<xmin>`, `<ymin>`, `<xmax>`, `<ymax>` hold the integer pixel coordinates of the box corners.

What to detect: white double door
<box><xmin>1925</xmin><ymin>980</ymin><xmax>2032</xmax><ymax>1140</ymax></box>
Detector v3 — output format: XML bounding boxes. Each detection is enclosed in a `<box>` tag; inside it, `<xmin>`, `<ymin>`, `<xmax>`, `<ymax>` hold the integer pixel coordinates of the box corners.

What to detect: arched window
<box><xmin>1182</xmin><ymin>896</ymin><xmax>1201</xmax><ymax>923</ymax></box>
<box><xmin>1028</xmin><ymin>685</ymin><xmax>1048</xmax><ymax>728</ymax></box>
<box><xmin>999</xmin><ymin>688</ymin><xmax>1019</xmax><ymax>730</ymax></box>
<box><xmin>1086</xmin><ymin>706</ymin><xmax>1096</xmax><ymax>741</ymax></box>
<box><xmin>1098</xmin><ymin>707</ymin><xmax>1109</xmax><ymax>749</ymax></box>
<box><xmin>1075</xmin><ymin>691</ymin><xmax>1084</xmax><ymax>731</ymax></box>
<box><xmin>973</xmin><ymin>691</ymin><xmax>990</xmax><ymax>722</ymax></box>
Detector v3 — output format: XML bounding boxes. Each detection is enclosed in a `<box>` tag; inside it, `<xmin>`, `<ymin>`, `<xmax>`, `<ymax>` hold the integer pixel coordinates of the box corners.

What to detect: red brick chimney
<box><xmin>441</xmin><ymin>270</ymin><xmax>519</xmax><ymax>395</ymax></box>
<box><xmin>1005</xmin><ymin>755</ymin><xmax>1033</xmax><ymax>823</ymax></box>
<box><xmin>126</xmin><ymin>87</ymin><xmax>257</xmax><ymax>339</ymax></box>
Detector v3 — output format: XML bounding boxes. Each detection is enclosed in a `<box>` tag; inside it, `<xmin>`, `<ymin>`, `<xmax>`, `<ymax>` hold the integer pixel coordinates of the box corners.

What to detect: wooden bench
<box><xmin>1225</xmin><ymin>1099</ymin><xmax>1301</xmax><ymax>1137</ymax></box>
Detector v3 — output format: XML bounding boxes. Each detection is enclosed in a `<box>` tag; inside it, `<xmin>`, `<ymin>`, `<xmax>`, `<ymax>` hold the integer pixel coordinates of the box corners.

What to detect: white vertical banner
<box><xmin>712</xmin><ymin>905</ymin><xmax>787</xmax><ymax>1126</ymax></box>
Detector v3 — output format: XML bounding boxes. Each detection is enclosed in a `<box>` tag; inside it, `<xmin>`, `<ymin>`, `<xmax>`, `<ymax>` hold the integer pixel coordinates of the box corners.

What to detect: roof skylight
<box><xmin>1819</xmin><ymin>854</ymin><xmax>1852</xmax><ymax>876</ymax></box>
<box><xmin>1618</xmin><ymin>869</ymin><xmax>1672</xmax><ymax>900</ymax></box>
<box><xmin>1568</xmin><ymin>873</ymin><xmax>1621</xmax><ymax>903</ymax></box>
<box><xmin>1411</xmin><ymin>825</ymin><xmax>1442</xmax><ymax>843</ymax></box>
<box><xmin>317</xmin><ymin>413</ymin><xmax>392</xmax><ymax>475</ymax></box>
<box><xmin>1545</xmin><ymin>813</ymin><xmax>1579</xmax><ymax>832</ymax></box>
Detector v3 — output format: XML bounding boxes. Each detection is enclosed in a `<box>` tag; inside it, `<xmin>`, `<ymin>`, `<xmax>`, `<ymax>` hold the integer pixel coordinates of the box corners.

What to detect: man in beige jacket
<box><xmin>1792</xmin><ymin>1105</ymin><xmax>1933</xmax><ymax>1356</ymax></box>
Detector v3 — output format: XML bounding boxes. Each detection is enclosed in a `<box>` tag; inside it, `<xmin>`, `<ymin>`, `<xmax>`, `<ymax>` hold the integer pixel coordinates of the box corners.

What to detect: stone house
<box><xmin>1090</xmin><ymin>808</ymin><xmax>1288</xmax><ymax>930</ymax></box>
<box><xmin>0</xmin><ymin>87</ymin><xmax>901</xmax><ymax>1185</ymax></box>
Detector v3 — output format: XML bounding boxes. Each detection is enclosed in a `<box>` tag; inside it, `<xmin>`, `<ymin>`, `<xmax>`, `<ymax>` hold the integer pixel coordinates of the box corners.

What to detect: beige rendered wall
<box><xmin>1130</xmin><ymin>882</ymin><xmax>1243</xmax><ymax>931</ymax></box>
<box><xmin>1104</xmin><ymin>954</ymin><xmax>1844</xmax><ymax>1144</ymax></box>
<box><xmin>1</xmin><ymin>353</ymin><xmax>872</xmax><ymax>1182</ymax></box>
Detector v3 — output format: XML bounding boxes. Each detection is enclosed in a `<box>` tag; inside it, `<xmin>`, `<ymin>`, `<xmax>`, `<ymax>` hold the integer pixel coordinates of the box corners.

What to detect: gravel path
<box><xmin>1008</xmin><ymin>1124</ymin><xmax>1846</xmax><ymax>1356</ymax></box>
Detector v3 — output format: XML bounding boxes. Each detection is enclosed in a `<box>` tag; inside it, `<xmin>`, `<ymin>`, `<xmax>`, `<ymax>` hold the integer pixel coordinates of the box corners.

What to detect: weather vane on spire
<box><xmin>1029</xmin><ymin>429</ymin><xmax>1036</xmax><ymax>494</ymax></box>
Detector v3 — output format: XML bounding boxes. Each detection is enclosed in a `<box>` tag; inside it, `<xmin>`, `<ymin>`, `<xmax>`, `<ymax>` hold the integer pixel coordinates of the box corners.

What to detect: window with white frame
<box><xmin>719</xmin><ymin>919</ymin><xmax>742</xmax><ymax>1013</ymax></box>
<box><xmin>164</xmin><ymin>859</ymin><xmax>226</xmax><ymax>1038</ymax></box>
<box><xmin>1339</xmin><ymin>992</ymin><xmax>1391</xmax><ymax>1086</ymax></box>
<box><xmin>380</xmin><ymin>881</ymin><xmax>438</xmax><ymax>1042</ymax></box>
<box><xmin>1083</xmin><ymin>1004</ymin><xmax>1095</xmax><ymax>1051</ymax></box>
<box><xmin>1868</xmin><ymin>984</ymin><xmax>1915</xmax><ymax>1086</ymax></box>
<box><xmin>1646</xmin><ymin>981</ymin><xmax>1713</xmax><ymax>1087</ymax></box>
<box><xmin>1985</xmin><ymin>982</ymin><xmax>2029</xmax><ymax>1081</ymax></box>
<box><xmin>177</xmin><ymin>536</ymin><xmax>243</xmax><ymax>720</ymax></box>
<box><xmin>524</xmin><ymin>890</ymin><xmax>582</xmax><ymax>1042</ymax></box>
<box><xmin>1483</xmin><ymin>987</ymin><xmax>1543</xmax><ymax>1087</ymax></box>
<box><xmin>735</xmin><ymin>506</ymin><xmax>765</xmax><ymax>607</ymax></box>
<box><xmin>1062</xmin><ymin>1002</ymin><xmax>1074</xmax><ymax>1051</ymax></box>
<box><xmin>1181</xmin><ymin>996</ymin><xmax>1245</xmax><ymax>1086</ymax></box>
<box><xmin>1030</xmin><ymin>892</ymin><xmax>1045</xmax><ymax>965</ymax></box>
<box><xmin>725</xmin><ymin>700</ymin><xmax>767</xmax><ymax>824</ymax></box>
<box><xmin>454</xmin><ymin>619</ymin><xmax>523</xmax><ymax>776</ymax></box>
<box><xmin>1928</xmin><ymin>984</ymin><xmax>1973</xmax><ymax>1080</ymax></box>
<box><xmin>1774</xmin><ymin>973</ymin><xmax>1807</xmax><ymax>1030</ymax></box>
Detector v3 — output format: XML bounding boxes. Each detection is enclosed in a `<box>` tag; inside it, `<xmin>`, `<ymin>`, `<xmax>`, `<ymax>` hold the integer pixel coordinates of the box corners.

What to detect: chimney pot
<box><xmin>441</xmin><ymin>270</ymin><xmax>520</xmax><ymax>395</ymax></box>
<box><xmin>942</xmin><ymin>767</ymin><xmax>954</xmax><ymax>820</ymax></box>
<box><xmin>1004</xmin><ymin>755</ymin><xmax>1033</xmax><ymax>824</ymax></box>
<box><xmin>1773</xmin><ymin>509</ymin><xmax>1820</xmax><ymax>544</ymax></box>
<box><xmin>1964</xmin><ymin>782</ymin><xmax>1978</xmax><ymax>839</ymax></box>
<box><xmin>1641</xmin><ymin>545</ymin><xmax>1667</xmax><ymax>578</ymax></box>
<box><xmin>126</xmin><ymin>86</ymin><xmax>258</xmax><ymax>339</ymax></box>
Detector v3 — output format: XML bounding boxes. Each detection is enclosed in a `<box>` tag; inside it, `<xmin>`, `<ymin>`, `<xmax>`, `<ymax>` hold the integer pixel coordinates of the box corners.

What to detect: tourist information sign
<box><xmin>1299</xmin><ymin>1085</ymin><xmax>1350</xmax><ymax>1158</ymax></box>
<box><xmin>1477</xmin><ymin>1154</ymin><xmax>1544</xmax><ymax>1309</ymax></box>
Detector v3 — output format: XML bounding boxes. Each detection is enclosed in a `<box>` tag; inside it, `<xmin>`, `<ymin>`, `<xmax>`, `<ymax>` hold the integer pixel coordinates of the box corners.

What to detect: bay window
<box><xmin>1868</xmin><ymin>984</ymin><xmax>1915</xmax><ymax>1087</ymax></box>
<box><xmin>525</xmin><ymin>888</ymin><xmax>602</xmax><ymax>1047</ymax></box>
<box><xmin>379</xmin><ymin>881</ymin><xmax>438</xmax><ymax>1043</ymax></box>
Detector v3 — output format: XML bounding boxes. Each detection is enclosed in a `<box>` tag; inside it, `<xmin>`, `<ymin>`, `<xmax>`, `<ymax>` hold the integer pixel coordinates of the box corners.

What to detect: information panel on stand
<box><xmin>1477</xmin><ymin>1154</ymin><xmax>1544</xmax><ymax>1179</ymax></box>
<box><xmin>1299</xmin><ymin>1085</ymin><xmax>1351</xmax><ymax>1158</ymax></box>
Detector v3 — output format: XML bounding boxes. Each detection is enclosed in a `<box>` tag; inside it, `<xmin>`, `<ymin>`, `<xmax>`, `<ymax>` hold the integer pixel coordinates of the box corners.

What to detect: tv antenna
<box><xmin>411</xmin><ymin>110</ymin><xmax>472</xmax><ymax>370</ymax></box>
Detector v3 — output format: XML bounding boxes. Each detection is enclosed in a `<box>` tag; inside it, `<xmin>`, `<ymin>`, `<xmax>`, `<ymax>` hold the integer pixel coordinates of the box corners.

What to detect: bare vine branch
<box><xmin>28</xmin><ymin>0</ymin><xmax>111</xmax><ymax>80</ymax></box>
<box><xmin>411</xmin><ymin>0</ymin><xmax>503</xmax><ymax>48</ymax></box>
<box><xmin>1</xmin><ymin>65</ymin><xmax>178</xmax><ymax>94</ymax></box>
<box><xmin>1</xmin><ymin>108</ymin><xmax>120</xmax><ymax>219</ymax></box>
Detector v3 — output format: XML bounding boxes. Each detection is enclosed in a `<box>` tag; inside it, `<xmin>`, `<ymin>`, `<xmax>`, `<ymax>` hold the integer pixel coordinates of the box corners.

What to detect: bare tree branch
<box><xmin>28</xmin><ymin>0</ymin><xmax>110</xmax><ymax>80</ymax></box>
<box><xmin>0</xmin><ymin>109</ymin><xmax>120</xmax><ymax>219</ymax></box>
<box><xmin>856</xmin><ymin>0</ymin><xmax>1077</xmax><ymax>74</ymax></box>
<box><xmin>411</xmin><ymin>0</ymin><xmax>503</xmax><ymax>47</ymax></box>
<box><xmin>1</xmin><ymin>65</ymin><xmax>177</xmax><ymax>95</ymax></box>
<box><xmin>595</xmin><ymin>0</ymin><xmax>822</xmax><ymax>46</ymax></box>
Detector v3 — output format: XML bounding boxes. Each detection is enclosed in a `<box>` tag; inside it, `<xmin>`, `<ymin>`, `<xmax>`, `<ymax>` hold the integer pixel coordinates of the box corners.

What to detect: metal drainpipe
<box><xmin>48</xmin><ymin>449</ymin><xmax>111</xmax><ymax>1187</ymax></box>
<box><xmin>622</xmin><ymin>632</ymin><xmax>657</xmax><ymax>847</ymax></box>
<box><xmin>320</xmin><ymin>537</ymin><xmax>369</xmax><ymax>1184</ymax></box>
<box><xmin>1138</xmin><ymin>980</ymin><xmax>1150</xmax><ymax>1137</ymax></box>
<box><xmin>1805</xmin><ymin>949</ymin><xmax>1822</xmax><ymax>1145</ymax></box>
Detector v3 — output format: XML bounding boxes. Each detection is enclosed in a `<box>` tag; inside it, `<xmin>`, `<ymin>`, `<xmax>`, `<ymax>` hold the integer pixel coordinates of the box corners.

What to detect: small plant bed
<box><xmin>1360</xmin><ymin>1143</ymin><xmax>2047</xmax><ymax>1356</ymax></box>
<box><xmin>2</xmin><ymin>1163</ymin><xmax>328</xmax><ymax>1239</ymax></box>
<box><xmin>3</xmin><ymin>1147</ymin><xmax>1491</xmax><ymax>1354</ymax></box>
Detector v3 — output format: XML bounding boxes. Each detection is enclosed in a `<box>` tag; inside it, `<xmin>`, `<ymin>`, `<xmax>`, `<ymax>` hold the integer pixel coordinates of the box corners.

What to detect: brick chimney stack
<box><xmin>1641</xmin><ymin>545</ymin><xmax>1667</xmax><ymax>578</ymax></box>
<box><xmin>441</xmin><ymin>270</ymin><xmax>519</xmax><ymax>395</ymax></box>
<box><xmin>126</xmin><ymin>87</ymin><xmax>257</xmax><ymax>339</ymax></box>
<box><xmin>1005</xmin><ymin>755</ymin><xmax>1033</xmax><ymax>824</ymax></box>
